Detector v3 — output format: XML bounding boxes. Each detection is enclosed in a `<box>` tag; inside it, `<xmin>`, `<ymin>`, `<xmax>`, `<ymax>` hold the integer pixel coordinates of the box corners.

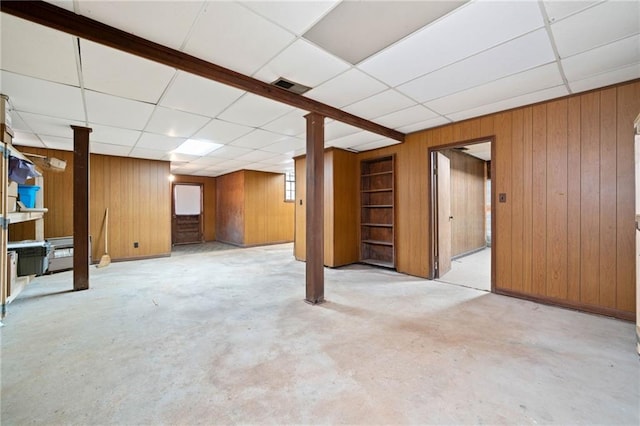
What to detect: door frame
<box><xmin>428</xmin><ymin>136</ymin><xmax>496</xmax><ymax>292</ymax></box>
<box><xmin>171</xmin><ymin>182</ymin><xmax>204</xmax><ymax>246</ymax></box>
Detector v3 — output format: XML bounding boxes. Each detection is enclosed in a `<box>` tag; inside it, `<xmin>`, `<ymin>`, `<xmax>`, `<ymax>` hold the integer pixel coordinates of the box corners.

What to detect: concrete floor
<box><xmin>437</xmin><ymin>248</ymin><xmax>491</xmax><ymax>292</ymax></box>
<box><xmin>1</xmin><ymin>243</ymin><xmax>638</xmax><ymax>425</ymax></box>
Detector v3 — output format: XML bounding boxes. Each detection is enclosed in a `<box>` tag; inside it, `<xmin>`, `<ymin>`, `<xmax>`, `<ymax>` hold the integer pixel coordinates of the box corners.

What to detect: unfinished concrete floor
<box><xmin>1</xmin><ymin>243</ymin><xmax>638</xmax><ymax>425</ymax></box>
<box><xmin>437</xmin><ymin>248</ymin><xmax>491</xmax><ymax>292</ymax></box>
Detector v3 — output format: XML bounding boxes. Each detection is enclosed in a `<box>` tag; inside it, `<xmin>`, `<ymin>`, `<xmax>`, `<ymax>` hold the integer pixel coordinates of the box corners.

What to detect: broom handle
<box><xmin>105</xmin><ymin>208</ymin><xmax>109</xmax><ymax>253</ymax></box>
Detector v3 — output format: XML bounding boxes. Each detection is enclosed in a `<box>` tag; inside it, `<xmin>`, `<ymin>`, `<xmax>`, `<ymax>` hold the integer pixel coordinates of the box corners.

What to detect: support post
<box><xmin>305</xmin><ymin>113</ymin><xmax>324</xmax><ymax>304</ymax></box>
<box><xmin>71</xmin><ymin>125</ymin><xmax>91</xmax><ymax>291</ymax></box>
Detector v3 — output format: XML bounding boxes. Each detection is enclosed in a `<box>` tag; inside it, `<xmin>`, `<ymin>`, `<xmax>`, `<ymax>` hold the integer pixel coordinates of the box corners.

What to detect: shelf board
<box><xmin>7</xmin><ymin>211</ymin><xmax>45</xmax><ymax>224</ymax></box>
<box><xmin>361</xmin><ymin>188</ymin><xmax>393</xmax><ymax>193</ymax></box>
<box><xmin>362</xmin><ymin>239</ymin><xmax>393</xmax><ymax>246</ymax></box>
<box><xmin>362</xmin><ymin>204</ymin><xmax>393</xmax><ymax>208</ymax></box>
<box><xmin>361</xmin><ymin>171</ymin><xmax>393</xmax><ymax>177</ymax></box>
<box><xmin>360</xmin><ymin>259</ymin><xmax>395</xmax><ymax>269</ymax></box>
<box><xmin>361</xmin><ymin>223</ymin><xmax>393</xmax><ymax>228</ymax></box>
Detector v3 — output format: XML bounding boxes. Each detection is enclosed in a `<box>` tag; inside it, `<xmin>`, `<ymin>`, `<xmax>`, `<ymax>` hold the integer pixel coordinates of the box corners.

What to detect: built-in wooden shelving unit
<box><xmin>360</xmin><ymin>155</ymin><xmax>395</xmax><ymax>269</ymax></box>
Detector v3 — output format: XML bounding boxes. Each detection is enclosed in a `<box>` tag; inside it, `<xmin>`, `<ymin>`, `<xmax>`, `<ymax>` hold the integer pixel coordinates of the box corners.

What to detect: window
<box><xmin>285</xmin><ymin>170</ymin><xmax>295</xmax><ymax>202</ymax></box>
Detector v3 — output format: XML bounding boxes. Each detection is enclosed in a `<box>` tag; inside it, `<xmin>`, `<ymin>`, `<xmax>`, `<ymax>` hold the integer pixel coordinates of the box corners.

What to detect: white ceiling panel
<box><xmin>543</xmin><ymin>1</ymin><xmax>601</xmax><ymax>22</ymax></box>
<box><xmin>551</xmin><ymin>0</ymin><xmax>640</xmax><ymax>58</ymax></box>
<box><xmin>129</xmin><ymin>147</ymin><xmax>168</xmax><ymax>161</ymax></box>
<box><xmin>426</xmin><ymin>64</ymin><xmax>564</xmax><ymax>115</ymax></box>
<box><xmin>218</xmin><ymin>93</ymin><xmax>293</xmax><ymax>127</ymax></box>
<box><xmin>193</xmin><ymin>119</ymin><xmax>254</xmax><ymax>144</ymax></box>
<box><xmin>235</xmin><ymin>149</ymin><xmax>279</xmax><ymax>163</ymax></box>
<box><xmin>191</xmin><ymin>156</ymin><xmax>229</xmax><ymax>167</ymax></box>
<box><xmin>351</xmin><ymin>138</ymin><xmax>401</xmax><ymax>152</ymax></box>
<box><xmin>254</xmin><ymin>39</ymin><xmax>349</xmax><ymax>88</ymax></box>
<box><xmin>135</xmin><ymin>132</ymin><xmax>185</xmax><ymax>152</ymax></box>
<box><xmin>328</xmin><ymin>130</ymin><xmax>381</xmax><ymax>149</ymax></box>
<box><xmin>446</xmin><ymin>85</ymin><xmax>569</xmax><ymax>122</ymax></box>
<box><xmin>1</xmin><ymin>71</ymin><xmax>84</xmax><ymax>121</ymax></box>
<box><xmin>12</xmin><ymin>131</ymin><xmax>45</xmax><ymax>148</ymax></box>
<box><xmin>19</xmin><ymin>112</ymin><xmax>83</xmax><ymax>138</ymax></box>
<box><xmin>398</xmin><ymin>116</ymin><xmax>451</xmax><ymax>134</ymax></box>
<box><xmin>262</xmin><ymin>109</ymin><xmax>308</xmax><ymax>136</ymax></box>
<box><xmin>241</xmin><ymin>1</ymin><xmax>338</xmax><ymax>35</ymax></box>
<box><xmin>1</xmin><ymin>14</ymin><xmax>78</xmax><ymax>86</ymax></box>
<box><xmin>90</xmin><ymin>142</ymin><xmax>132</xmax><ymax>157</ymax></box>
<box><xmin>324</xmin><ymin>120</ymin><xmax>361</xmax><ymax>140</ymax></box>
<box><xmin>77</xmin><ymin>1</ymin><xmax>204</xmax><ymax>50</ymax></box>
<box><xmin>80</xmin><ymin>40</ymin><xmax>175</xmax><ymax>104</ymax></box>
<box><xmin>305</xmin><ymin>68</ymin><xmax>387</xmax><ymax>107</ymax></box>
<box><xmin>343</xmin><ymin>89</ymin><xmax>416</xmax><ymax>120</ymax></box>
<box><xmin>562</xmin><ymin>35</ymin><xmax>640</xmax><ymax>82</ymax></box>
<box><xmin>261</xmin><ymin>137</ymin><xmax>305</xmax><ymax>154</ymax></box>
<box><xmin>164</xmin><ymin>152</ymin><xmax>201</xmax><ymax>163</ymax></box>
<box><xmin>40</xmin><ymin>135</ymin><xmax>73</xmax><ymax>151</ymax></box>
<box><xmin>85</xmin><ymin>90</ymin><xmax>155</xmax><ymax>130</ymax></box>
<box><xmin>145</xmin><ymin>106</ymin><xmax>210</xmax><ymax>138</ymax></box>
<box><xmin>184</xmin><ymin>1</ymin><xmax>295</xmax><ymax>76</ymax></box>
<box><xmin>359</xmin><ymin>0</ymin><xmax>544</xmax><ymax>86</ymax></box>
<box><xmin>375</xmin><ymin>105</ymin><xmax>438</xmax><ymax>129</ymax></box>
<box><xmin>159</xmin><ymin>71</ymin><xmax>245</xmax><ymax>118</ymax></box>
<box><xmin>259</xmin><ymin>153</ymin><xmax>294</xmax><ymax>165</ymax></box>
<box><xmin>44</xmin><ymin>1</ymin><xmax>74</xmax><ymax>12</ymax></box>
<box><xmin>230</xmin><ymin>129</ymin><xmax>287</xmax><ymax>149</ymax></box>
<box><xmin>207</xmin><ymin>145</ymin><xmax>253</xmax><ymax>159</ymax></box>
<box><xmin>398</xmin><ymin>29</ymin><xmax>555</xmax><ymax>103</ymax></box>
<box><xmin>569</xmin><ymin>62</ymin><xmax>640</xmax><ymax>93</ymax></box>
<box><xmin>7</xmin><ymin>112</ymin><xmax>30</xmax><ymax>132</ymax></box>
<box><xmin>89</xmin><ymin>123</ymin><xmax>141</xmax><ymax>147</ymax></box>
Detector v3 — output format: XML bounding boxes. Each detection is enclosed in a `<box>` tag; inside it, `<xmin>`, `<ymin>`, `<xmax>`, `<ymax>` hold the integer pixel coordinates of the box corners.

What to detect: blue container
<box><xmin>17</xmin><ymin>184</ymin><xmax>40</xmax><ymax>208</ymax></box>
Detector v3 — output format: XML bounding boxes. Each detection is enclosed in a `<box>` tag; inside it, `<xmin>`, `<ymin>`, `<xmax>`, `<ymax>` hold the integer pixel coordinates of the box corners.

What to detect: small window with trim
<box><xmin>285</xmin><ymin>170</ymin><xmax>295</xmax><ymax>202</ymax></box>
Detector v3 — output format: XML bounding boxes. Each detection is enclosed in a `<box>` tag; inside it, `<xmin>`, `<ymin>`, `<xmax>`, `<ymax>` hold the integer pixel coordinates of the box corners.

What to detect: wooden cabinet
<box><xmin>360</xmin><ymin>155</ymin><xmax>395</xmax><ymax>268</ymax></box>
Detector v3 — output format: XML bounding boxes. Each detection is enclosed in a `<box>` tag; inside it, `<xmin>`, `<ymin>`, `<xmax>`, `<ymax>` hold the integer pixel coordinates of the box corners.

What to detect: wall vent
<box><xmin>271</xmin><ymin>77</ymin><xmax>312</xmax><ymax>95</ymax></box>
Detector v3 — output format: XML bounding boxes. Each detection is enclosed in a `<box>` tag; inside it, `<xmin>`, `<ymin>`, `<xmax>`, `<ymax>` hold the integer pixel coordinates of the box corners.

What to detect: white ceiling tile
<box><xmin>90</xmin><ymin>142</ymin><xmax>132</xmax><ymax>157</ymax></box>
<box><xmin>135</xmin><ymin>133</ymin><xmax>185</xmax><ymax>152</ymax></box>
<box><xmin>159</xmin><ymin>71</ymin><xmax>245</xmax><ymax>118</ymax></box>
<box><xmin>164</xmin><ymin>152</ymin><xmax>201</xmax><ymax>163</ymax></box>
<box><xmin>204</xmin><ymin>158</ymin><xmax>247</xmax><ymax>169</ymax></box>
<box><xmin>350</xmin><ymin>138</ymin><xmax>401</xmax><ymax>152</ymax></box>
<box><xmin>562</xmin><ymin>35</ymin><xmax>640</xmax><ymax>82</ymax></box>
<box><xmin>254</xmin><ymin>39</ymin><xmax>349</xmax><ymax>88</ymax></box>
<box><xmin>305</xmin><ymin>68</ymin><xmax>387</xmax><ymax>107</ymax></box>
<box><xmin>0</xmin><ymin>71</ymin><xmax>85</xmax><ymax>121</ymax></box>
<box><xmin>398</xmin><ymin>116</ymin><xmax>451</xmax><ymax>134</ymax></box>
<box><xmin>207</xmin><ymin>145</ymin><xmax>253</xmax><ymax>159</ymax></box>
<box><xmin>241</xmin><ymin>1</ymin><xmax>338</xmax><ymax>35</ymax></box>
<box><xmin>324</xmin><ymin>120</ymin><xmax>361</xmax><ymax>140</ymax></box>
<box><xmin>44</xmin><ymin>1</ymin><xmax>74</xmax><ymax>12</ymax></box>
<box><xmin>426</xmin><ymin>64</ymin><xmax>563</xmax><ymax>115</ymax></box>
<box><xmin>343</xmin><ymin>90</ymin><xmax>416</xmax><ymax>120</ymax></box>
<box><xmin>261</xmin><ymin>137</ymin><xmax>306</xmax><ymax>154</ymax></box>
<box><xmin>235</xmin><ymin>150</ymin><xmax>279</xmax><ymax>163</ymax></box>
<box><xmin>359</xmin><ymin>0</ymin><xmax>544</xmax><ymax>86</ymax></box>
<box><xmin>191</xmin><ymin>156</ymin><xmax>229</xmax><ymax>166</ymax></box>
<box><xmin>328</xmin><ymin>130</ymin><xmax>381</xmax><ymax>150</ymax></box>
<box><xmin>88</xmin><ymin>123</ymin><xmax>141</xmax><ymax>147</ymax></box>
<box><xmin>218</xmin><ymin>93</ymin><xmax>293</xmax><ymax>127</ymax></box>
<box><xmin>77</xmin><ymin>1</ymin><xmax>204</xmax><ymax>50</ymax></box>
<box><xmin>1</xmin><ymin>14</ymin><xmax>78</xmax><ymax>86</ymax></box>
<box><xmin>193</xmin><ymin>119</ymin><xmax>254</xmax><ymax>144</ymax></box>
<box><xmin>145</xmin><ymin>107</ymin><xmax>210</xmax><ymax>138</ymax></box>
<box><xmin>230</xmin><ymin>129</ymin><xmax>287</xmax><ymax>149</ymax></box>
<box><xmin>262</xmin><ymin>109</ymin><xmax>308</xmax><ymax>136</ymax></box>
<box><xmin>11</xmin><ymin>131</ymin><xmax>45</xmax><ymax>148</ymax></box>
<box><xmin>184</xmin><ymin>1</ymin><xmax>295</xmax><ymax>75</ymax></box>
<box><xmin>543</xmin><ymin>1</ymin><xmax>601</xmax><ymax>22</ymax></box>
<box><xmin>129</xmin><ymin>147</ymin><xmax>168</xmax><ymax>161</ymax></box>
<box><xmin>7</xmin><ymin>112</ymin><xmax>30</xmax><ymax>132</ymax></box>
<box><xmin>446</xmin><ymin>85</ymin><xmax>569</xmax><ymax>122</ymax></box>
<box><xmin>259</xmin><ymin>154</ymin><xmax>294</xmax><ymax>166</ymax></box>
<box><xmin>19</xmin><ymin>112</ymin><xmax>83</xmax><ymax>138</ymax></box>
<box><xmin>85</xmin><ymin>90</ymin><xmax>155</xmax><ymax>130</ymax></box>
<box><xmin>569</xmin><ymin>62</ymin><xmax>640</xmax><ymax>94</ymax></box>
<box><xmin>374</xmin><ymin>105</ymin><xmax>438</xmax><ymax>129</ymax></box>
<box><xmin>398</xmin><ymin>29</ymin><xmax>556</xmax><ymax>103</ymax></box>
<box><xmin>551</xmin><ymin>0</ymin><xmax>639</xmax><ymax>58</ymax></box>
<box><xmin>40</xmin><ymin>135</ymin><xmax>73</xmax><ymax>151</ymax></box>
<box><xmin>80</xmin><ymin>40</ymin><xmax>175</xmax><ymax>104</ymax></box>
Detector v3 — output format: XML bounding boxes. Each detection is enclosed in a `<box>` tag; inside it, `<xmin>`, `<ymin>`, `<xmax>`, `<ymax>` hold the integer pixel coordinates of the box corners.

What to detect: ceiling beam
<box><xmin>0</xmin><ymin>0</ymin><xmax>405</xmax><ymax>142</ymax></box>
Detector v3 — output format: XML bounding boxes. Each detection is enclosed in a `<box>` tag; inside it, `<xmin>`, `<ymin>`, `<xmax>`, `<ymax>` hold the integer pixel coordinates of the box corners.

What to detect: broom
<box><xmin>97</xmin><ymin>208</ymin><xmax>111</xmax><ymax>268</ymax></box>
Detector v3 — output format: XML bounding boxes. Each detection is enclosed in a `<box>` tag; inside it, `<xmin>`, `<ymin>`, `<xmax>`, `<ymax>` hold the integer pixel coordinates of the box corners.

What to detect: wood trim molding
<box><xmin>0</xmin><ymin>0</ymin><xmax>405</xmax><ymax>143</ymax></box>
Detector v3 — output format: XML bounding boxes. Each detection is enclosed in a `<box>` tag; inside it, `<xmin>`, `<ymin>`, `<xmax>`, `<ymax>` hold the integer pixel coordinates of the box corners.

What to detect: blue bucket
<box><xmin>17</xmin><ymin>184</ymin><xmax>40</xmax><ymax>208</ymax></box>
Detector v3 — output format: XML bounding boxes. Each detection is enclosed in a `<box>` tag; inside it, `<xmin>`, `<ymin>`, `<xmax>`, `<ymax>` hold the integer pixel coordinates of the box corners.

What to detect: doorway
<box><xmin>431</xmin><ymin>140</ymin><xmax>493</xmax><ymax>292</ymax></box>
<box><xmin>172</xmin><ymin>183</ymin><xmax>204</xmax><ymax>245</ymax></box>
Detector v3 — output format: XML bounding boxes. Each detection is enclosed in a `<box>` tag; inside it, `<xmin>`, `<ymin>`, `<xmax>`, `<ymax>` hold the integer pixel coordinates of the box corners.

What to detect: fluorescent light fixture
<box><xmin>173</xmin><ymin>139</ymin><xmax>222</xmax><ymax>156</ymax></box>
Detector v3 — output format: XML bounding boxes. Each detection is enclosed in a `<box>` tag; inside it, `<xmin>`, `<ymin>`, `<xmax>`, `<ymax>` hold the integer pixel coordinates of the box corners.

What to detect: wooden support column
<box><xmin>305</xmin><ymin>113</ymin><xmax>325</xmax><ymax>304</ymax></box>
<box><xmin>71</xmin><ymin>125</ymin><xmax>91</xmax><ymax>291</ymax></box>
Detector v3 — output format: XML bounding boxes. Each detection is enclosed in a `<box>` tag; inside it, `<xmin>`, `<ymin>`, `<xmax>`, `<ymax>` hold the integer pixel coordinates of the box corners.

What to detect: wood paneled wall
<box><xmin>216</xmin><ymin>171</ymin><xmax>245</xmax><ymax>245</ymax></box>
<box><xmin>442</xmin><ymin>149</ymin><xmax>487</xmax><ymax>257</ymax></box>
<box><xmin>294</xmin><ymin>148</ymin><xmax>359</xmax><ymax>267</ymax></box>
<box><xmin>10</xmin><ymin>148</ymin><xmax>171</xmax><ymax>261</ymax></box>
<box><xmin>173</xmin><ymin>174</ymin><xmax>216</xmax><ymax>241</ymax></box>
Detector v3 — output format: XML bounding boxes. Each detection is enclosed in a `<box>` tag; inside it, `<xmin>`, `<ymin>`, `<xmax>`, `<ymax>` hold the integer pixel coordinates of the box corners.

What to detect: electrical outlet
<box><xmin>133</xmin><ymin>242</ymin><xmax>139</xmax><ymax>248</ymax></box>
<box><xmin>499</xmin><ymin>193</ymin><xmax>507</xmax><ymax>203</ymax></box>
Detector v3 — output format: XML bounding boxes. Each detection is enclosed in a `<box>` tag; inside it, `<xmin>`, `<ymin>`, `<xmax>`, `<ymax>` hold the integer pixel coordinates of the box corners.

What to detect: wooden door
<box><xmin>172</xmin><ymin>183</ymin><xmax>203</xmax><ymax>245</ymax></box>
<box><xmin>436</xmin><ymin>152</ymin><xmax>452</xmax><ymax>277</ymax></box>
<box><xmin>634</xmin><ymin>114</ymin><xmax>640</xmax><ymax>354</ymax></box>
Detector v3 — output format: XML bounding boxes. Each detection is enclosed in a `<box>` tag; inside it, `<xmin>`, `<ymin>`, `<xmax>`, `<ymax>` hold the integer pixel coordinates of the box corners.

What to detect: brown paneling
<box><xmin>294</xmin><ymin>157</ymin><xmax>306</xmax><ymax>260</ymax></box>
<box><xmin>531</xmin><ymin>104</ymin><xmax>547</xmax><ymax>296</ymax></box>
<box><xmin>510</xmin><ymin>109</ymin><xmax>524</xmax><ymax>292</ymax></box>
<box><xmin>324</xmin><ymin>152</ymin><xmax>334</xmax><ymax>264</ymax></box>
<box><xmin>495</xmin><ymin>112</ymin><xmax>512</xmax><ymax>291</ymax></box>
<box><xmin>546</xmin><ymin>100</ymin><xmax>568</xmax><ymax>299</ymax></box>
<box><xmin>567</xmin><ymin>97</ymin><xmax>581</xmax><ymax>302</ymax></box>
<box><xmin>332</xmin><ymin>149</ymin><xmax>359</xmax><ymax>266</ymax></box>
<box><xmin>522</xmin><ymin>107</ymin><xmax>534</xmax><ymax>294</ymax></box>
<box><xmin>173</xmin><ymin>175</ymin><xmax>216</xmax><ymax>241</ymax></box>
<box><xmin>216</xmin><ymin>171</ymin><xmax>245</xmax><ymax>245</ymax></box>
<box><xmin>616</xmin><ymin>82</ymin><xmax>640</xmax><ymax>312</ymax></box>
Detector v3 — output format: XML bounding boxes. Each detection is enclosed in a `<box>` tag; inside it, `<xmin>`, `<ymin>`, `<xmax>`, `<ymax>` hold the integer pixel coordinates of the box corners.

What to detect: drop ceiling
<box><xmin>0</xmin><ymin>0</ymin><xmax>638</xmax><ymax>177</ymax></box>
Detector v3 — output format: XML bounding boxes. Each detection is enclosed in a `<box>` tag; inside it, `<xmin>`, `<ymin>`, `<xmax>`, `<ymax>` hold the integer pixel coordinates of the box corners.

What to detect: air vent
<box><xmin>271</xmin><ymin>77</ymin><xmax>312</xmax><ymax>95</ymax></box>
